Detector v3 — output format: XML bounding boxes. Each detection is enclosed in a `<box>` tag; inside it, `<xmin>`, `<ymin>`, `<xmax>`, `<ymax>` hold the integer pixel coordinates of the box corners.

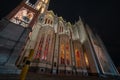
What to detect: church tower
<box><xmin>7</xmin><ymin>0</ymin><xmax>49</xmax><ymax>27</ymax></box>
<box><xmin>0</xmin><ymin>0</ymin><xmax>50</xmax><ymax>74</ymax></box>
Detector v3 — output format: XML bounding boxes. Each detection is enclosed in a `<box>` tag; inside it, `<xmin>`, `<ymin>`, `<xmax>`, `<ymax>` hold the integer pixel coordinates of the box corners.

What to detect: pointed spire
<box><xmin>79</xmin><ymin>16</ymin><xmax>82</xmax><ymax>21</ymax></box>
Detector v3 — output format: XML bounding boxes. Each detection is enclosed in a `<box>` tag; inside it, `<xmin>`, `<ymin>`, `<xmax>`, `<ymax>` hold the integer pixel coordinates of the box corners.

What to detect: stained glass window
<box><xmin>60</xmin><ymin>44</ymin><xmax>65</xmax><ymax>64</ymax></box>
<box><xmin>59</xmin><ymin>37</ymin><xmax>71</xmax><ymax>65</ymax></box>
<box><xmin>34</xmin><ymin>34</ymin><xmax>45</xmax><ymax>60</ymax></box>
<box><xmin>84</xmin><ymin>52</ymin><xmax>89</xmax><ymax>68</ymax></box>
<box><xmin>65</xmin><ymin>42</ymin><xmax>70</xmax><ymax>65</ymax></box>
<box><xmin>42</xmin><ymin>35</ymin><xmax>51</xmax><ymax>61</ymax></box>
<box><xmin>75</xmin><ymin>49</ymin><xmax>81</xmax><ymax>67</ymax></box>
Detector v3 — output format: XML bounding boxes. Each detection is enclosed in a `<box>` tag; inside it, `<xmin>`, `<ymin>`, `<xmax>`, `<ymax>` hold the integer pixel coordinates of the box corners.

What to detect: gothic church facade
<box><xmin>0</xmin><ymin>0</ymin><xmax>119</xmax><ymax>77</ymax></box>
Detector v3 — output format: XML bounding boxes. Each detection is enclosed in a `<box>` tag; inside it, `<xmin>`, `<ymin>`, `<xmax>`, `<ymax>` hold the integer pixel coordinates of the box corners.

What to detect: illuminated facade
<box><xmin>0</xmin><ymin>0</ymin><xmax>119</xmax><ymax>77</ymax></box>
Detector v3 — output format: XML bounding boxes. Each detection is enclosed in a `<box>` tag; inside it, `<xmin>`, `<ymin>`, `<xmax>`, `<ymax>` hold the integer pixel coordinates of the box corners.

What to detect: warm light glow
<box><xmin>34</xmin><ymin>34</ymin><xmax>45</xmax><ymax>60</ymax></box>
<box><xmin>41</xmin><ymin>7</ymin><xmax>45</xmax><ymax>13</ymax></box>
<box><xmin>84</xmin><ymin>53</ymin><xmax>89</xmax><ymax>67</ymax></box>
<box><xmin>75</xmin><ymin>49</ymin><xmax>80</xmax><ymax>67</ymax></box>
<box><xmin>60</xmin><ymin>44</ymin><xmax>65</xmax><ymax>64</ymax></box>
<box><xmin>66</xmin><ymin>42</ymin><xmax>70</xmax><ymax>65</ymax></box>
<box><xmin>36</xmin><ymin>5</ymin><xmax>40</xmax><ymax>10</ymax></box>
<box><xmin>42</xmin><ymin>0</ymin><xmax>45</xmax><ymax>2</ymax></box>
<box><xmin>36</xmin><ymin>3</ymin><xmax>42</xmax><ymax>10</ymax></box>
<box><xmin>45</xmin><ymin>0</ymin><xmax>48</xmax><ymax>3</ymax></box>
<box><xmin>42</xmin><ymin>35</ymin><xmax>50</xmax><ymax>61</ymax></box>
<box><xmin>66</xmin><ymin>51</ymin><xmax>70</xmax><ymax>65</ymax></box>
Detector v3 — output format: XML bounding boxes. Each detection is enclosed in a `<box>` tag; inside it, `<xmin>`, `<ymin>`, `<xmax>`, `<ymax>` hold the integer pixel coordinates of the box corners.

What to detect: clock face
<box><xmin>11</xmin><ymin>7</ymin><xmax>34</xmax><ymax>27</ymax></box>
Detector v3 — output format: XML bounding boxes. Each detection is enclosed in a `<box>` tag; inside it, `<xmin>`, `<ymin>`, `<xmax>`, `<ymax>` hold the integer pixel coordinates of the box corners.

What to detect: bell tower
<box><xmin>7</xmin><ymin>0</ymin><xmax>50</xmax><ymax>27</ymax></box>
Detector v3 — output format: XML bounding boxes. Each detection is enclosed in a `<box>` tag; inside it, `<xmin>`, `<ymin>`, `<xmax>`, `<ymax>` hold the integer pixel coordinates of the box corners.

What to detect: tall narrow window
<box><xmin>36</xmin><ymin>2</ymin><xmax>42</xmax><ymax>10</ymax></box>
<box><xmin>50</xmin><ymin>21</ymin><xmax>52</xmax><ymax>25</ymax></box>
<box><xmin>34</xmin><ymin>34</ymin><xmax>45</xmax><ymax>60</ymax></box>
<box><xmin>75</xmin><ymin>49</ymin><xmax>81</xmax><ymax>67</ymax></box>
<box><xmin>59</xmin><ymin>26</ymin><xmax>61</xmax><ymax>32</ymax></box>
<box><xmin>40</xmin><ymin>7</ymin><xmax>45</xmax><ymax>13</ymax></box>
<box><xmin>45</xmin><ymin>18</ymin><xmax>47</xmax><ymax>24</ymax></box>
<box><xmin>60</xmin><ymin>44</ymin><xmax>65</xmax><ymax>64</ymax></box>
<box><xmin>61</xmin><ymin>27</ymin><xmax>63</xmax><ymax>32</ymax></box>
<box><xmin>65</xmin><ymin>42</ymin><xmax>70</xmax><ymax>65</ymax></box>
<box><xmin>48</xmin><ymin>19</ymin><xmax>50</xmax><ymax>24</ymax></box>
<box><xmin>84</xmin><ymin>53</ymin><xmax>89</xmax><ymax>68</ymax></box>
<box><xmin>70</xmin><ymin>30</ymin><xmax>72</xmax><ymax>38</ymax></box>
<box><xmin>42</xmin><ymin>35</ymin><xmax>51</xmax><ymax>60</ymax></box>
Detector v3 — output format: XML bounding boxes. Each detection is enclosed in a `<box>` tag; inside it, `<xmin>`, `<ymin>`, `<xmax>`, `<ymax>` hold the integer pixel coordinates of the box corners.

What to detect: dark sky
<box><xmin>0</xmin><ymin>0</ymin><xmax>120</xmax><ymax>67</ymax></box>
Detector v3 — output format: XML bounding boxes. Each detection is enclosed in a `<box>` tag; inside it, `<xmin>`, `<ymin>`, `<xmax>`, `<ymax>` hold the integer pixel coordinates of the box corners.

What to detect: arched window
<box><xmin>36</xmin><ymin>2</ymin><xmax>42</xmax><ymax>10</ymax></box>
<box><xmin>51</xmin><ymin>21</ymin><xmax>53</xmax><ymax>25</ymax></box>
<box><xmin>45</xmin><ymin>18</ymin><xmax>47</xmax><ymax>24</ymax></box>
<box><xmin>48</xmin><ymin>19</ymin><xmax>50</xmax><ymax>24</ymax></box>
<box><xmin>40</xmin><ymin>5</ymin><xmax>46</xmax><ymax>14</ymax></box>
<box><xmin>59</xmin><ymin>21</ymin><xmax>64</xmax><ymax>33</ymax></box>
<box><xmin>59</xmin><ymin>26</ymin><xmax>63</xmax><ymax>33</ymax></box>
<box><xmin>59</xmin><ymin>26</ymin><xmax>61</xmax><ymax>32</ymax></box>
<box><xmin>61</xmin><ymin>27</ymin><xmax>63</xmax><ymax>32</ymax></box>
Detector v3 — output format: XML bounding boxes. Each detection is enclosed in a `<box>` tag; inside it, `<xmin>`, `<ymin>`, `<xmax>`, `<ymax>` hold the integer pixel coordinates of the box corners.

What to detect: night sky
<box><xmin>0</xmin><ymin>0</ymin><xmax>120</xmax><ymax>68</ymax></box>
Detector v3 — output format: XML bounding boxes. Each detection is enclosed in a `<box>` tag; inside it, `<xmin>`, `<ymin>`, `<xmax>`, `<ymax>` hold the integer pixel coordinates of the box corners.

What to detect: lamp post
<box><xmin>20</xmin><ymin>49</ymin><xmax>34</xmax><ymax>80</ymax></box>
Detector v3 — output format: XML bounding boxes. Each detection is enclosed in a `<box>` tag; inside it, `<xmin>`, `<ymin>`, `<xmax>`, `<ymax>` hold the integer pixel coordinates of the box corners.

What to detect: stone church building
<box><xmin>0</xmin><ymin>0</ymin><xmax>119</xmax><ymax>79</ymax></box>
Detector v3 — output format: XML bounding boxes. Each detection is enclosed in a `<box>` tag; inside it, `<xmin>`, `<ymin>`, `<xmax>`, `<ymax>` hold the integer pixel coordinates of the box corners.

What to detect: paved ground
<box><xmin>0</xmin><ymin>72</ymin><xmax>119</xmax><ymax>80</ymax></box>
